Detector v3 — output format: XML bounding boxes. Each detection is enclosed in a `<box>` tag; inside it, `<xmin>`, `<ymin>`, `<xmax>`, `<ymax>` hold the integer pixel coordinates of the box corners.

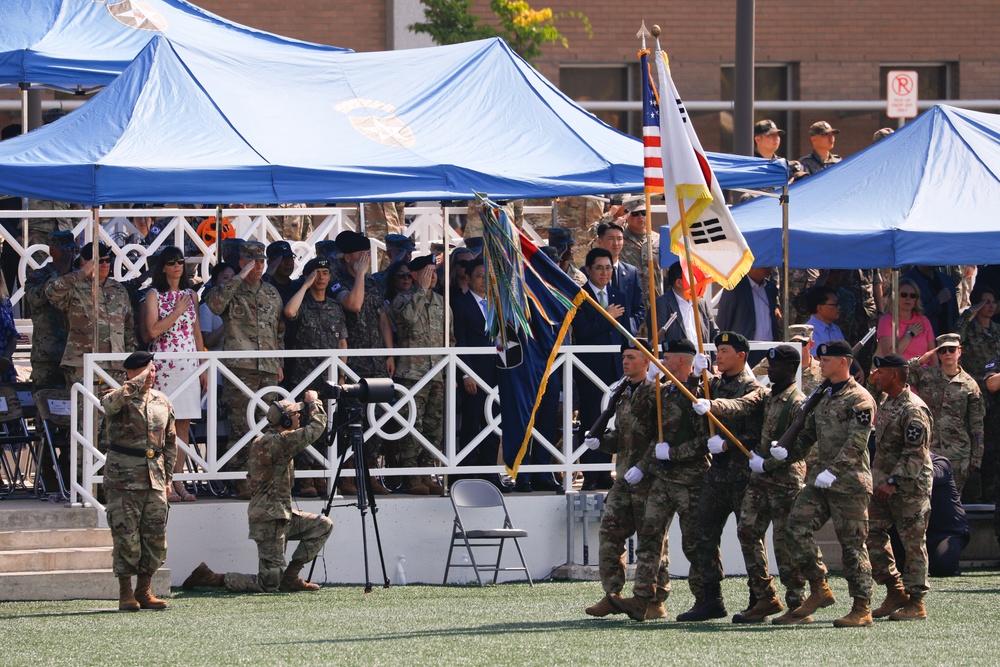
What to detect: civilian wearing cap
<box><xmin>263</xmin><ymin>240</ymin><xmax>300</xmax><ymax>305</ymax></box>
<box><xmin>905</xmin><ymin>333</ymin><xmax>984</xmax><ymax>495</ymax></box>
<box><xmin>45</xmin><ymin>240</ymin><xmax>135</xmax><ymax>385</ymax></box>
<box><xmin>700</xmin><ymin>342</ymin><xmax>810</xmax><ymax>623</ymax></box>
<box><xmin>205</xmin><ymin>237</ymin><xmax>286</xmax><ymax>500</ymax></box>
<box><xmin>388</xmin><ymin>254</ymin><xmax>450</xmax><ymax>495</ymax></box>
<box><xmin>716</xmin><ymin>267</ymin><xmax>780</xmax><ymax>366</ymax></box>
<box><xmin>651</xmin><ymin>261</ymin><xmax>719</xmax><ymax>348</ymax></box>
<box><xmin>372</xmin><ymin>234</ymin><xmax>416</xmax><ymax>288</ymax></box>
<box><xmin>798</xmin><ymin>121</ymin><xmax>842</xmax><ymax>177</ymax></box>
<box><xmin>100</xmin><ymin>349</ymin><xmax>176</xmax><ymax>611</ymax></box>
<box><xmin>24</xmin><ymin>232</ymin><xmax>79</xmax><ymax>386</ymax></box>
<box><xmin>783</xmin><ymin>336</ymin><xmax>877</xmax><ymax>627</ymax></box>
<box><xmin>753</xmin><ymin>120</ymin><xmax>785</xmax><ymax>160</ymax></box>
<box><xmin>676</xmin><ymin>331</ymin><xmax>766</xmax><ymax>622</ymax></box>
<box><xmin>619</xmin><ymin>199</ymin><xmax>664</xmax><ymax>304</ymax></box>
<box><xmin>868</xmin><ymin>349</ymin><xmax>934</xmax><ymax>620</ymax></box>
<box><xmin>282</xmin><ymin>255</ymin><xmax>348</xmax><ymax>498</ymax></box>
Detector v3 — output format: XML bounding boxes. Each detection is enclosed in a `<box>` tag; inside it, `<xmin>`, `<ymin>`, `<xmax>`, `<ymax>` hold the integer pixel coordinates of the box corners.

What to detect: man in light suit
<box><xmin>598</xmin><ymin>222</ymin><xmax>644</xmax><ymax>337</ymax></box>
<box><xmin>650</xmin><ymin>261</ymin><xmax>719</xmax><ymax>347</ymax></box>
<box><xmin>574</xmin><ymin>248</ymin><xmax>629</xmax><ymax>490</ymax></box>
<box><xmin>716</xmin><ymin>267</ymin><xmax>781</xmax><ymax>366</ymax></box>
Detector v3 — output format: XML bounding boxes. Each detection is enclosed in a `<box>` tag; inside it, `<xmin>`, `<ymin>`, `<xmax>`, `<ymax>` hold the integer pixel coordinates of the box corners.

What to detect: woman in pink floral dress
<box><xmin>142</xmin><ymin>246</ymin><xmax>206</xmax><ymax>502</ymax></box>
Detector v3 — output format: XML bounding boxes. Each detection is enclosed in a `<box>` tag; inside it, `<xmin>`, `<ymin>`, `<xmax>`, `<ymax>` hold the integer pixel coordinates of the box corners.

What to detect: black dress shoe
<box><xmin>486</xmin><ymin>475</ymin><xmax>513</xmax><ymax>494</ymax></box>
<box><xmin>596</xmin><ymin>476</ymin><xmax>615</xmax><ymax>490</ymax></box>
<box><xmin>532</xmin><ymin>478</ymin><xmax>564</xmax><ymax>493</ymax></box>
<box><xmin>514</xmin><ymin>481</ymin><xmax>532</xmax><ymax>493</ymax></box>
<box><xmin>580</xmin><ymin>481</ymin><xmax>597</xmax><ymax>491</ymax></box>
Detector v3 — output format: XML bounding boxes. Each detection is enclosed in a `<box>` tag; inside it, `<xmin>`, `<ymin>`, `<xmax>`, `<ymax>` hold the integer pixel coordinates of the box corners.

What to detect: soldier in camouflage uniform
<box><xmin>25</xmin><ymin>199</ymin><xmax>77</xmax><ymax>259</ymax></box>
<box><xmin>696</xmin><ymin>344</ymin><xmax>811</xmax><ymax>623</ymax></box>
<box><xmin>677</xmin><ymin>332</ymin><xmax>764</xmax><ymax>622</ymax></box>
<box><xmin>787</xmin><ymin>268</ymin><xmax>821</xmax><ymax>325</ymax></box>
<box><xmin>390</xmin><ymin>255</ymin><xmax>451</xmax><ymax>495</ymax></box>
<box><xmin>909</xmin><ymin>333</ymin><xmax>984</xmax><ymax>493</ymax></box>
<box><xmin>363</xmin><ymin>202</ymin><xmax>406</xmax><ymax>242</ymax></box>
<box><xmin>182</xmin><ymin>391</ymin><xmax>332</xmax><ymax>593</ymax></box>
<box><xmin>866</xmin><ymin>354</ymin><xmax>934</xmax><ymax>621</ymax></box>
<box><xmin>582</xmin><ymin>339</ymin><xmax>668</xmax><ymax>622</ymax></box>
<box><xmin>618</xmin><ymin>202</ymin><xmax>663</xmax><ymax>309</ymax></box>
<box><xmin>785</xmin><ymin>339</ymin><xmax>876</xmax><ymax>627</ymax></box>
<box><xmin>373</xmin><ymin>233</ymin><xmax>416</xmax><ymax>286</ymax></box>
<box><xmin>545</xmin><ymin>228</ymin><xmax>586</xmax><ymax>287</ymax></box>
<box><xmin>101</xmin><ymin>351</ymin><xmax>176</xmax><ymax>611</ymax></box>
<box><xmin>45</xmin><ymin>242</ymin><xmax>135</xmax><ymax>386</ymax></box>
<box><xmin>24</xmin><ymin>231</ymin><xmax>76</xmax><ymax>386</ymax></box>
<box><xmin>205</xmin><ymin>241</ymin><xmax>285</xmax><ymax>500</ymax></box>
<box><xmin>751</xmin><ymin>324</ymin><xmax>824</xmax><ymax>395</ymax></box>
<box><xmin>955</xmin><ymin>291</ymin><xmax>1000</xmax><ymax>388</ymax></box>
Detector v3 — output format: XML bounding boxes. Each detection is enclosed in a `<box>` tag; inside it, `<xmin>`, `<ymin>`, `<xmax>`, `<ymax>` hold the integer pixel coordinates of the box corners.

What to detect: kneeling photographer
<box><xmin>183</xmin><ymin>390</ymin><xmax>332</xmax><ymax>593</ymax></box>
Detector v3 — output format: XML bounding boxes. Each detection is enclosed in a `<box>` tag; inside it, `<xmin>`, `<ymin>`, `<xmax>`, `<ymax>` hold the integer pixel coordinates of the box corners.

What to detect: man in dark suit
<box><xmin>598</xmin><ymin>222</ymin><xmax>644</xmax><ymax>336</ymax></box>
<box><xmin>574</xmin><ymin>248</ymin><xmax>628</xmax><ymax>490</ymax></box>
<box><xmin>650</xmin><ymin>261</ymin><xmax>719</xmax><ymax>347</ymax></box>
<box><xmin>716</xmin><ymin>267</ymin><xmax>780</xmax><ymax>366</ymax></box>
<box><xmin>452</xmin><ymin>258</ymin><xmax>508</xmax><ymax>492</ymax></box>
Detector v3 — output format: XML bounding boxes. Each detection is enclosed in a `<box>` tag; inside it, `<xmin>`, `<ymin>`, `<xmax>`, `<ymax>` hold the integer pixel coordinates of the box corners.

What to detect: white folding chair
<box><xmin>443</xmin><ymin>479</ymin><xmax>533</xmax><ymax>586</ymax></box>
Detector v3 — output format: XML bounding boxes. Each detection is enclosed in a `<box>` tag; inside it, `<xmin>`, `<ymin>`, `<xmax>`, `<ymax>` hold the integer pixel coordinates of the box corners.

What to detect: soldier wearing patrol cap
<box><xmin>909</xmin><ymin>332</ymin><xmax>984</xmax><ymax>494</ymax></box>
<box><xmin>546</xmin><ymin>228</ymin><xmax>586</xmax><ymax>286</ymax></box>
<box><xmin>24</xmin><ymin>230</ymin><xmax>78</xmax><ymax>386</ymax></box>
<box><xmin>693</xmin><ymin>343</ymin><xmax>810</xmax><ymax>623</ymax></box>
<box><xmin>753</xmin><ymin>119</ymin><xmax>785</xmax><ymax>160</ymax></box>
<box><xmin>264</xmin><ymin>240</ymin><xmax>300</xmax><ymax>304</ymax></box>
<box><xmin>867</xmin><ymin>353</ymin><xmax>934</xmax><ymax>621</ymax></box>
<box><xmin>798</xmin><ymin>121</ymin><xmax>842</xmax><ymax>177</ymax></box>
<box><xmin>784</xmin><ymin>339</ymin><xmax>876</xmax><ymax>627</ymax></box>
<box><xmin>205</xmin><ymin>240</ymin><xmax>285</xmax><ymax>499</ymax></box>
<box><xmin>618</xmin><ymin>199</ymin><xmax>663</xmax><ymax>304</ymax></box>
<box><xmin>101</xmin><ymin>350</ymin><xmax>176</xmax><ymax>611</ymax></box>
<box><xmin>373</xmin><ymin>233</ymin><xmax>416</xmax><ymax>287</ymax></box>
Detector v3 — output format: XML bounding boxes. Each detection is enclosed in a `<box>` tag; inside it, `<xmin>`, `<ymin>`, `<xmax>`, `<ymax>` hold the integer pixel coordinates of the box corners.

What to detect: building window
<box><xmin>559</xmin><ymin>64</ymin><xmax>641</xmax><ymax>137</ymax></box>
<box><xmin>878</xmin><ymin>63</ymin><xmax>955</xmax><ymax>127</ymax></box>
<box><xmin>719</xmin><ymin>64</ymin><xmax>795</xmax><ymax>156</ymax></box>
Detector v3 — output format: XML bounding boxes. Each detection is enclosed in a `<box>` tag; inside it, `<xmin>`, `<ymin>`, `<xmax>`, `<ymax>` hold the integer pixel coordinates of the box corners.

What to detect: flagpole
<box><xmin>580</xmin><ymin>290</ymin><xmax>750</xmax><ymax>457</ymax></box>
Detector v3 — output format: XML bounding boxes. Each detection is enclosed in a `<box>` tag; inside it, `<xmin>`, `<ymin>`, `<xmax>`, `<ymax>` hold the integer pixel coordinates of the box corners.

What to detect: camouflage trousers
<box><xmin>787</xmin><ymin>486</ymin><xmax>873</xmax><ymax>600</ymax></box>
<box><xmin>694</xmin><ymin>476</ymin><xmax>749</xmax><ymax>590</ymax></box>
<box><xmin>395</xmin><ymin>378</ymin><xmax>443</xmax><ymax>468</ymax></box>
<box><xmin>30</xmin><ymin>361</ymin><xmax>66</xmax><ymax>388</ymax></box>
<box><xmin>597</xmin><ymin>477</ymin><xmax>669</xmax><ymax>602</ymax></box>
<box><xmin>224</xmin><ymin>511</ymin><xmax>334</xmax><ymax>593</ymax></box>
<box><xmin>105</xmin><ymin>487</ymin><xmax>169</xmax><ymax>577</ymax></box>
<box><xmin>867</xmin><ymin>491</ymin><xmax>931</xmax><ymax>596</ymax></box>
<box><xmin>737</xmin><ymin>479</ymin><xmax>808</xmax><ymax>609</ymax></box>
<box><xmin>659</xmin><ymin>478</ymin><xmax>705</xmax><ymax>604</ymax></box>
<box><xmin>222</xmin><ymin>369</ymin><xmax>280</xmax><ymax>473</ymax></box>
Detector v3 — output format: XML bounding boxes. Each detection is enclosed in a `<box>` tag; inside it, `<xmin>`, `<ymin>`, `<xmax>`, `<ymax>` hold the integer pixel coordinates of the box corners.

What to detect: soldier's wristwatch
<box><xmin>886</xmin><ymin>476</ymin><xmax>898</xmax><ymax>487</ymax></box>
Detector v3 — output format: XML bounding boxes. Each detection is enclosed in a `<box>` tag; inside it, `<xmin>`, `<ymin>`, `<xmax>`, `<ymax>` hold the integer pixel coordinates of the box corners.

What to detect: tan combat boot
<box><xmin>611</xmin><ymin>595</ymin><xmax>650</xmax><ymax>622</ymax></box>
<box><xmin>135</xmin><ymin>573</ymin><xmax>168</xmax><ymax>609</ymax></box>
<box><xmin>296</xmin><ymin>478</ymin><xmax>318</xmax><ymax>497</ymax></box>
<box><xmin>645</xmin><ymin>601</ymin><xmax>667</xmax><ymax>620</ymax></box>
<box><xmin>338</xmin><ymin>477</ymin><xmax>358</xmax><ymax>496</ymax></box>
<box><xmin>423</xmin><ymin>475</ymin><xmax>444</xmax><ymax>495</ymax></box>
<box><xmin>733</xmin><ymin>595</ymin><xmax>784</xmax><ymax>623</ymax></box>
<box><xmin>833</xmin><ymin>597</ymin><xmax>873</xmax><ymax>627</ymax></box>
<box><xmin>118</xmin><ymin>576</ymin><xmax>140</xmax><ymax>611</ymax></box>
<box><xmin>771</xmin><ymin>609</ymin><xmax>813</xmax><ymax>625</ymax></box>
<box><xmin>371</xmin><ymin>477</ymin><xmax>392</xmax><ymax>495</ymax></box>
<box><xmin>791</xmin><ymin>578</ymin><xmax>836</xmax><ymax>618</ymax></box>
<box><xmin>872</xmin><ymin>579</ymin><xmax>909</xmax><ymax>618</ymax></box>
<box><xmin>182</xmin><ymin>562</ymin><xmax>225</xmax><ymax>589</ymax></box>
<box><xmin>405</xmin><ymin>476</ymin><xmax>430</xmax><ymax>495</ymax></box>
<box><xmin>585</xmin><ymin>593</ymin><xmax>624</xmax><ymax>617</ymax></box>
<box><xmin>279</xmin><ymin>560</ymin><xmax>321</xmax><ymax>592</ymax></box>
<box><xmin>889</xmin><ymin>594</ymin><xmax>927</xmax><ymax>621</ymax></box>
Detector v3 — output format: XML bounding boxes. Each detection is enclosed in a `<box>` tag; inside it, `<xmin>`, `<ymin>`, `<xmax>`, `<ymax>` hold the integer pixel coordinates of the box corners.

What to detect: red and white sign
<box><xmin>887</xmin><ymin>70</ymin><xmax>918</xmax><ymax>119</ymax></box>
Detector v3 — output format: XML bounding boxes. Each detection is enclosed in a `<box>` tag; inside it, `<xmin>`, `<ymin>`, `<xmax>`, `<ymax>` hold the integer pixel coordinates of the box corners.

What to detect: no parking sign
<box><xmin>887</xmin><ymin>70</ymin><xmax>918</xmax><ymax>118</ymax></box>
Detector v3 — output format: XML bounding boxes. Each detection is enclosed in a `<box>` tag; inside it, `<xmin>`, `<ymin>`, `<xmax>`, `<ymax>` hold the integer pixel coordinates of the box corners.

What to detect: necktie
<box><xmin>612</xmin><ymin>266</ymin><xmax>619</xmax><ymax>289</ymax></box>
<box><xmin>598</xmin><ymin>290</ymin><xmax>607</xmax><ymax>308</ymax></box>
<box><xmin>479</xmin><ymin>299</ymin><xmax>488</xmax><ymax>318</ymax></box>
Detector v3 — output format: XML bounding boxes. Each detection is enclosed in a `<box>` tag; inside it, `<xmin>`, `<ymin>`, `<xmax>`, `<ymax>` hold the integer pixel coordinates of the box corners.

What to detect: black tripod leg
<box><xmin>306</xmin><ymin>429</ymin><xmax>349</xmax><ymax>583</ymax></box>
<box><xmin>354</xmin><ymin>436</ymin><xmax>373</xmax><ymax>593</ymax></box>
<box><xmin>360</xmin><ymin>458</ymin><xmax>391</xmax><ymax>589</ymax></box>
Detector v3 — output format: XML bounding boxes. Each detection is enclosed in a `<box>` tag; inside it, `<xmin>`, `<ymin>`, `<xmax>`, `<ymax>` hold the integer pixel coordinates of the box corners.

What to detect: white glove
<box><xmin>584</xmin><ymin>436</ymin><xmax>601</xmax><ymax>450</ymax></box>
<box><xmin>693</xmin><ymin>353</ymin><xmax>711</xmax><ymax>376</ymax></box>
<box><xmin>646</xmin><ymin>365</ymin><xmax>664</xmax><ymax>383</ymax></box>
<box><xmin>693</xmin><ymin>398</ymin><xmax>712</xmax><ymax>415</ymax></box>
<box><xmin>623</xmin><ymin>466</ymin><xmax>644</xmax><ymax>485</ymax></box>
<box><xmin>707</xmin><ymin>435</ymin><xmax>726</xmax><ymax>454</ymax></box>
<box><xmin>769</xmin><ymin>441</ymin><xmax>788</xmax><ymax>461</ymax></box>
<box><xmin>749</xmin><ymin>453</ymin><xmax>766</xmax><ymax>474</ymax></box>
<box><xmin>655</xmin><ymin>442</ymin><xmax>671</xmax><ymax>461</ymax></box>
<box><xmin>814</xmin><ymin>469</ymin><xmax>837</xmax><ymax>489</ymax></box>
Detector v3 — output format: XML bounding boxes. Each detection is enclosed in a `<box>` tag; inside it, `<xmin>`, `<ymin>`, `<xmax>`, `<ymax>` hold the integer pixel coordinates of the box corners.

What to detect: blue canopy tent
<box><xmin>0</xmin><ymin>36</ymin><xmax>787</xmax><ymax>204</ymax></box>
<box><xmin>0</xmin><ymin>0</ymin><xmax>349</xmax><ymax>91</ymax></box>
<box><xmin>728</xmin><ymin>105</ymin><xmax>1000</xmax><ymax>268</ymax></box>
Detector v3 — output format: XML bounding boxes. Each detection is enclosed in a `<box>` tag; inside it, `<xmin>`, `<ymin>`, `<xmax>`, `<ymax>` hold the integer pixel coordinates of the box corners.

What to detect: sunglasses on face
<box><xmin>899</xmin><ymin>292</ymin><xmax>918</xmax><ymax>298</ymax></box>
<box><xmin>396</xmin><ymin>273</ymin><xmax>413</xmax><ymax>280</ymax></box>
<box><xmin>938</xmin><ymin>347</ymin><xmax>958</xmax><ymax>354</ymax></box>
<box><xmin>162</xmin><ymin>259</ymin><xmax>185</xmax><ymax>267</ymax></box>
<box><xmin>630</xmin><ymin>211</ymin><xmax>646</xmax><ymax>217</ymax></box>
<box><xmin>98</xmin><ymin>257</ymin><xmax>112</xmax><ymax>265</ymax></box>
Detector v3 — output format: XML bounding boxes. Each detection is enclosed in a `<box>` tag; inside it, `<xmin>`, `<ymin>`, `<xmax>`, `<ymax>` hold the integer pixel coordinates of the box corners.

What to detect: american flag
<box><xmin>641</xmin><ymin>50</ymin><xmax>664</xmax><ymax>195</ymax></box>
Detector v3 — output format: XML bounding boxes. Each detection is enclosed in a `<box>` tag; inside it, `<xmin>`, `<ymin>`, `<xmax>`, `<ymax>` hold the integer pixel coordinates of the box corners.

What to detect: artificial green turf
<box><xmin>1</xmin><ymin>572</ymin><xmax>998</xmax><ymax>666</ymax></box>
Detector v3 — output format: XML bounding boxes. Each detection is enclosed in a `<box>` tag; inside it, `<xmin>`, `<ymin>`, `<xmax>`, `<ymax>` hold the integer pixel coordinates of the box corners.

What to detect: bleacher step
<box><xmin>0</xmin><ymin>546</ymin><xmax>112</xmax><ymax>572</ymax></box>
<box><xmin>0</xmin><ymin>528</ymin><xmax>113</xmax><ymax>550</ymax></box>
<box><xmin>0</xmin><ymin>568</ymin><xmax>171</xmax><ymax>601</ymax></box>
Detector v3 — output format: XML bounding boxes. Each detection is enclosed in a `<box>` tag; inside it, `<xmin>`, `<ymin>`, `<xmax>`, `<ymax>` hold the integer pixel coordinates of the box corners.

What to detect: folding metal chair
<box><xmin>32</xmin><ymin>388</ymin><xmax>74</xmax><ymax>500</ymax></box>
<box><xmin>443</xmin><ymin>478</ymin><xmax>533</xmax><ymax>586</ymax></box>
<box><xmin>0</xmin><ymin>386</ymin><xmax>43</xmax><ymax>497</ymax></box>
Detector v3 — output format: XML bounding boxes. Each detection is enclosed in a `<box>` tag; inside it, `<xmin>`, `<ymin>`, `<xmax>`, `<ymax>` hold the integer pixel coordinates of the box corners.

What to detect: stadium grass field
<box><xmin>2</xmin><ymin>571</ymin><xmax>998</xmax><ymax>667</ymax></box>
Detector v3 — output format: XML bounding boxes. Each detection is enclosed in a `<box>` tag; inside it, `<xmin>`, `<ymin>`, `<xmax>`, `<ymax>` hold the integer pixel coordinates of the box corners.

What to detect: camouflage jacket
<box><xmin>598</xmin><ymin>380</ymin><xmax>658</xmax><ymax>480</ymax></box>
<box><xmin>100</xmin><ymin>375</ymin><xmax>176</xmax><ymax>492</ymax></box>
<box><xmin>956</xmin><ymin>312</ymin><xmax>1000</xmax><ymax>390</ymax></box>
<box><xmin>710</xmin><ymin>382</ymin><xmax>807</xmax><ymax>489</ymax></box>
<box><xmin>619</xmin><ymin>227</ymin><xmax>663</xmax><ymax>300</ymax></box>
<box><xmin>45</xmin><ymin>270</ymin><xmax>135</xmax><ymax>370</ymax></box>
<box><xmin>643</xmin><ymin>376</ymin><xmax>709</xmax><ymax>486</ymax></box>
<box><xmin>750</xmin><ymin>355</ymin><xmax>823</xmax><ymax>395</ymax></box>
<box><xmin>908</xmin><ymin>360</ymin><xmax>984</xmax><ymax>469</ymax></box>
<box><xmin>285</xmin><ymin>291</ymin><xmax>348</xmax><ymax>387</ymax></box>
<box><xmin>873</xmin><ymin>386</ymin><xmax>933</xmax><ymax>495</ymax></box>
<box><xmin>390</xmin><ymin>287</ymin><xmax>452</xmax><ymax>381</ymax></box>
<box><xmin>24</xmin><ymin>265</ymin><xmax>68</xmax><ymax>365</ymax></box>
<box><xmin>247</xmin><ymin>400</ymin><xmax>327</xmax><ymax>534</ymax></box>
<box><xmin>705</xmin><ymin>369</ymin><xmax>764</xmax><ymax>484</ymax></box>
<box><xmin>205</xmin><ymin>274</ymin><xmax>285</xmax><ymax>375</ymax></box>
<box><xmin>798</xmin><ymin>151</ymin><xmax>841</xmax><ymax>176</ymax></box>
<box><xmin>332</xmin><ymin>272</ymin><xmax>388</xmax><ymax>376</ymax></box>
<box><xmin>794</xmin><ymin>377</ymin><xmax>875</xmax><ymax>495</ymax></box>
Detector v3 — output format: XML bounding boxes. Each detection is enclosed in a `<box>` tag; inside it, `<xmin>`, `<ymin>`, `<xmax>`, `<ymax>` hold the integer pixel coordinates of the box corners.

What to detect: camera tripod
<box><xmin>307</xmin><ymin>398</ymin><xmax>390</xmax><ymax>593</ymax></box>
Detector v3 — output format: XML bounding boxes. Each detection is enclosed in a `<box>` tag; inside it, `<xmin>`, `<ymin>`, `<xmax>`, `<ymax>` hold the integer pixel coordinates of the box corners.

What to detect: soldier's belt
<box><xmin>109</xmin><ymin>444</ymin><xmax>162</xmax><ymax>459</ymax></box>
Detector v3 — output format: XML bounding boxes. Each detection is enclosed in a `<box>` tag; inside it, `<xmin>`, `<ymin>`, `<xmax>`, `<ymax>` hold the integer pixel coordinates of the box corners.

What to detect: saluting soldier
<box><xmin>867</xmin><ymin>354</ymin><xmax>934</xmax><ymax>621</ymax></box>
<box><xmin>101</xmin><ymin>351</ymin><xmax>176</xmax><ymax>611</ymax></box>
<box><xmin>24</xmin><ymin>231</ymin><xmax>77</xmax><ymax>386</ymax></box>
